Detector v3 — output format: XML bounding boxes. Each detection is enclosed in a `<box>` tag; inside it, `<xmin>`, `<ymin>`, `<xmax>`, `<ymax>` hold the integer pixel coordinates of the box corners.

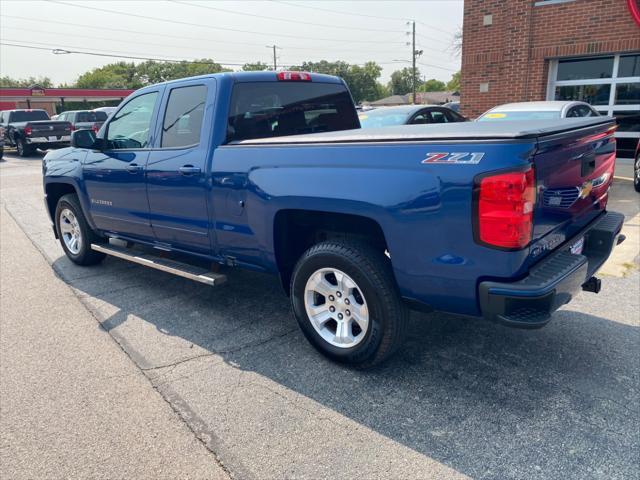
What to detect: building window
<box><xmin>548</xmin><ymin>54</ymin><xmax>640</xmax><ymax>158</ymax></box>
<box><xmin>555</xmin><ymin>84</ymin><xmax>611</xmax><ymax>105</ymax></box>
<box><xmin>556</xmin><ymin>57</ymin><xmax>614</xmax><ymax>81</ymax></box>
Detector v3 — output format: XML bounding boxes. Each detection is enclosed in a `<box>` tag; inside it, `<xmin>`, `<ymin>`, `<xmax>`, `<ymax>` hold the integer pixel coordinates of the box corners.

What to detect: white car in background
<box><xmin>477</xmin><ymin>101</ymin><xmax>600</xmax><ymax>121</ymax></box>
<box><xmin>92</xmin><ymin>106</ymin><xmax>118</xmax><ymax>118</ymax></box>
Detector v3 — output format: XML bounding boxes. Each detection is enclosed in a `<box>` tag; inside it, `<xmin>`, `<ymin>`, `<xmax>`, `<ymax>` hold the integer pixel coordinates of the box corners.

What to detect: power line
<box><xmin>0</xmin><ymin>41</ymin><xmax>260</xmax><ymax>66</ymax></box>
<box><xmin>415</xmin><ymin>32</ymin><xmax>453</xmax><ymax>46</ymax></box>
<box><xmin>0</xmin><ymin>40</ymin><xmax>459</xmax><ymax>74</ymax></box>
<box><xmin>274</xmin><ymin>0</ymin><xmax>456</xmax><ymax>35</ymax></box>
<box><xmin>415</xmin><ymin>21</ymin><xmax>457</xmax><ymax>36</ymax></box>
<box><xmin>417</xmin><ymin>61</ymin><xmax>458</xmax><ymax>72</ymax></box>
<box><xmin>171</xmin><ymin>0</ymin><xmax>404</xmax><ymax>33</ymax></box>
<box><xmin>46</xmin><ymin>0</ymin><xmax>407</xmax><ymax>45</ymax></box>
<box><xmin>0</xmin><ymin>15</ymin><xmax>407</xmax><ymax>55</ymax></box>
<box><xmin>272</xmin><ymin>0</ymin><xmax>411</xmax><ymax>22</ymax></box>
<box><xmin>0</xmin><ymin>26</ymin><xmax>252</xmax><ymax>58</ymax></box>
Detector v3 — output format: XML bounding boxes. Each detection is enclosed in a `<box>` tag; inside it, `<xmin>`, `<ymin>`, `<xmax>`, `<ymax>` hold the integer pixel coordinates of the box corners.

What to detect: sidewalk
<box><xmin>0</xmin><ymin>207</ymin><xmax>228</xmax><ymax>479</ymax></box>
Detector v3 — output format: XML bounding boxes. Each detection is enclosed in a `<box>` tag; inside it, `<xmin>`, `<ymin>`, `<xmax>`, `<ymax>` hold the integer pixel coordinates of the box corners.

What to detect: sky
<box><xmin>0</xmin><ymin>0</ymin><xmax>463</xmax><ymax>86</ymax></box>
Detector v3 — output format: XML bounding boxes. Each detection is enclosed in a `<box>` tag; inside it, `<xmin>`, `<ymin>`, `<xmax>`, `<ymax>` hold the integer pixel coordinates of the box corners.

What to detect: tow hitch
<box><xmin>582</xmin><ymin>276</ymin><xmax>602</xmax><ymax>294</ymax></box>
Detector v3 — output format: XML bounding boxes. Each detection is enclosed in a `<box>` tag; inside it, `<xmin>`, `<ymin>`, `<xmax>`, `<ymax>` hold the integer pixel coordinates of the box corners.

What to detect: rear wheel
<box><xmin>290</xmin><ymin>240</ymin><xmax>408</xmax><ymax>368</ymax></box>
<box><xmin>16</xmin><ymin>138</ymin><xmax>33</xmax><ymax>157</ymax></box>
<box><xmin>55</xmin><ymin>194</ymin><xmax>106</xmax><ymax>265</ymax></box>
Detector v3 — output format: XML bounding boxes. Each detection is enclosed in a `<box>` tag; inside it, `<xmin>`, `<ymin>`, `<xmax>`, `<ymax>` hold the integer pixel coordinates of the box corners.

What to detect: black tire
<box><xmin>290</xmin><ymin>240</ymin><xmax>408</xmax><ymax>368</ymax></box>
<box><xmin>634</xmin><ymin>154</ymin><xmax>640</xmax><ymax>193</ymax></box>
<box><xmin>16</xmin><ymin>138</ymin><xmax>33</xmax><ymax>157</ymax></box>
<box><xmin>55</xmin><ymin>193</ymin><xmax>106</xmax><ymax>266</ymax></box>
<box><xmin>0</xmin><ymin>146</ymin><xmax>3</xmax><ymax>160</ymax></box>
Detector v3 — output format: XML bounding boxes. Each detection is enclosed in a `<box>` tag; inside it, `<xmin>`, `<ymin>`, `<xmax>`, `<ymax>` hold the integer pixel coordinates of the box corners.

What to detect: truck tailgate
<box><xmin>529</xmin><ymin>119</ymin><xmax>617</xmax><ymax>261</ymax></box>
<box><xmin>28</xmin><ymin>121</ymin><xmax>72</xmax><ymax>138</ymax></box>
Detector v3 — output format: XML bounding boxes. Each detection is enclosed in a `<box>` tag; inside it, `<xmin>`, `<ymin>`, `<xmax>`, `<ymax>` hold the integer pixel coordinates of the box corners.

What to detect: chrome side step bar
<box><xmin>91</xmin><ymin>243</ymin><xmax>227</xmax><ymax>286</ymax></box>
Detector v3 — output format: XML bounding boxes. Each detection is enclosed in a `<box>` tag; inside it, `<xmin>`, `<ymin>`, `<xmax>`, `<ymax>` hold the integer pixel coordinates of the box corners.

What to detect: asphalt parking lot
<box><xmin>1</xmin><ymin>150</ymin><xmax>638</xmax><ymax>479</ymax></box>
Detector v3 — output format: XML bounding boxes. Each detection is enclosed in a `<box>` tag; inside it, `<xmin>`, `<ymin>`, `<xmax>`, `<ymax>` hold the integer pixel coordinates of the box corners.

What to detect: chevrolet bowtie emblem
<box><xmin>578</xmin><ymin>180</ymin><xmax>593</xmax><ymax>199</ymax></box>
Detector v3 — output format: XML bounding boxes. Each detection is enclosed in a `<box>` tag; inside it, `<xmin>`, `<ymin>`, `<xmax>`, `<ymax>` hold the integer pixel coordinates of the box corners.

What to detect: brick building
<box><xmin>460</xmin><ymin>0</ymin><xmax>640</xmax><ymax>157</ymax></box>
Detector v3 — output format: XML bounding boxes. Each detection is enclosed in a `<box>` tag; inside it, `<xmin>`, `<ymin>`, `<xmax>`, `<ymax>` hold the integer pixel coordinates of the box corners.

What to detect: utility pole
<box><xmin>406</xmin><ymin>21</ymin><xmax>423</xmax><ymax>104</ymax></box>
<box><xmin>412</xmin><ymin>21</ymin><xmax>416</xmax><ymax>105</ymax></box>
<box><xmin>266</xmin><ymin>45</ymin><xmax>281</xmax><ymax>71</ymax></box>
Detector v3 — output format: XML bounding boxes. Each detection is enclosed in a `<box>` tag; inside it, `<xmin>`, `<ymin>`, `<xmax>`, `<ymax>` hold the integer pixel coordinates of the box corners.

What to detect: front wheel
<box><xmin>290</xmin><ymin>240</ymin><xmax>408</xmax><ymax>368</ymax></box>
<box><xmin>634</xmin><ymin>153</ymin><xmax>640</xmax><ymax>193</ymax></box>
<box><xmin>55</xmin><ymin>194</ymin><xmax>106</xmax><ymax>265</ymax></box>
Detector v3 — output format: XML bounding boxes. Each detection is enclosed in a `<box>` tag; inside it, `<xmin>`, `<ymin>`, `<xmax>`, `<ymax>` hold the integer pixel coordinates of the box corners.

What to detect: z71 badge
<box><xmin>422</xmin><ymin>152</ymin><xmax>484</xmax><ymax>164</ymax></box>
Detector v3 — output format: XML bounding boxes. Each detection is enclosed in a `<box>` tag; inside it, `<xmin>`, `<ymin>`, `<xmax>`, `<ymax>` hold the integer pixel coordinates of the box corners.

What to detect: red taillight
<box><xmin>277</xmin><ymin>71</ymin><xmax>312</xmax><ymax>81</ymax></box>
<box><xmin>24</xmin><ymin>126</ymin><xmax>32</xmax><ymax>136</ymax></box>
<box><xmin>92</xmin><ymin>125</ymin><xmax>99</xmax><ymax>133</ymax></box>
<box><xmin>476</xmin><ymin>168</ymin><xmax>536</xmax><ymax>249</ymax></box>
<box><xmin>69</xmin><ymin>124</ymin><xmax>75</xmax><ymax>131</ymax></box>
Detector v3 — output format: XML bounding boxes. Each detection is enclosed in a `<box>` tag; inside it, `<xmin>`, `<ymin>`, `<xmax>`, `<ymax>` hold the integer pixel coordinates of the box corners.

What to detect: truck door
<box><xmin>83</xmin><ymin>90</ymin><xmax>161</xmax><ymax>240</ymax></box>
<box><xmin>146</xmin><ymin>80</ymin><xmax>214</xmax><ymax>254</ymax></box>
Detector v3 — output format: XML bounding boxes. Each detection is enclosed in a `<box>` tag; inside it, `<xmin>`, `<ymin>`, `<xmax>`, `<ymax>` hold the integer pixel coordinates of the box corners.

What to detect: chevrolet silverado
<box><xmin>42</xmin><ymin>72</ymin><xmax>624</xmax><ymax>366</ymax></box>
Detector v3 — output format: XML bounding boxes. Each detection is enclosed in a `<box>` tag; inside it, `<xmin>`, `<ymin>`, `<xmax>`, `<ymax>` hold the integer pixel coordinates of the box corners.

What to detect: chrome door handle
<box><xmin>179</xmin><ymin>165</ymin><xmax>201</xmax><ymax>175</ymax></box>
<box><xmin>126</xmin><ymin>163</ymin><xmax>143</xmax><ymax>173</ymax></box>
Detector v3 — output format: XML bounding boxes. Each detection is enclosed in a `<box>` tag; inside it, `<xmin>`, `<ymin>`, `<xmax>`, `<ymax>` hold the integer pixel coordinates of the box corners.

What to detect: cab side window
<box><xmin>429</xmin><ymin>110</ymin><xmax>449</xmax><ymax>123</ymax></box>
<box><xmin>161</xmin><ymin>85</ymin><xmax>207</xmax><ymax>148</ymax></box>
<box><xmin>411</xmin><ymin>112</ymin><xmax>430</xmax><ymax>124</ymax></box>
<box><xmin>106</xmin><ymin>92</ymin><xmax>158</xmax><ymax>150</ymax></box>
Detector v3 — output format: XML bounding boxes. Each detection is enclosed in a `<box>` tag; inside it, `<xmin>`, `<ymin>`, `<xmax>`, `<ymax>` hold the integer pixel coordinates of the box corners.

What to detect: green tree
<box><xmin>388</xmin><ymin>67</ymin><xmax>421</xmax><ymax>96</ymax></box>
<box><xmin>446</xmin><ymin>71</ymin><xmax>461</xmax><ymax>92</ymax></box>
<box><xmin>289</xmin><ymin>60</ymin><xmax>384</xmax><ymax>104</ymax></box>
<box><xmin>135</xmin><ymin>59</ymin><xmax>229</xmax><ymax>85</ymax></box>
<box><xmin>242</xmin><ymin>62</ymin><xmax>271</xmax><ymax>71</ymax></box>
<box><xmin>420</xmin><ymin>79</ymin><xmax>446</xmax><ymax>92</ymax></box>
<box><xmin>0</xmin><ymin>76</ymin><xmax>54</xmax><ymax>87</ymax></box>
<box><xmin>75</xmin><ymin>62</ymin><xmax>141</xmax><ymax>89</ymax></box>
<box><xmin>74</xmin><ymin>60</ymin><xmax>230</xmax><ymax>89</ymax></box>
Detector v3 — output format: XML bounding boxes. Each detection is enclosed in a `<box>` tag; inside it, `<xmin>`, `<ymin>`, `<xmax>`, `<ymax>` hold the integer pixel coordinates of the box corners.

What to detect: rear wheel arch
<box><xmin>273</xmin><ymin>209</ymin><xmax>391</xmax><ymax>293</ymax></box>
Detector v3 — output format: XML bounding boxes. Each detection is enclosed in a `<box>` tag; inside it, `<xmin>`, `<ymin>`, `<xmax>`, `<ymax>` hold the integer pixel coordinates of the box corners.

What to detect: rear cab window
<box><xmin>226</xmin><ymin>81</ymin><xmax>359</xmax><ymax>143</ymax></box>
<box><xmin>8</xmin><ymin>110</ymin><xmax>50</xmax><ymax>122</ymax></box>
<box><xmin>76</xmin><ymin>111</ymin><xmax>107</xmax><ymax>122</ymax></box>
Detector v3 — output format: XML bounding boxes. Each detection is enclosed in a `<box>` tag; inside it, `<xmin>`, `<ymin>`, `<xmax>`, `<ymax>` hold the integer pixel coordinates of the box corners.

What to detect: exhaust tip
<box><xmin>582</xmin><ymin>276</ymin><xmax>602</xmax><ymax>294</ymax></box>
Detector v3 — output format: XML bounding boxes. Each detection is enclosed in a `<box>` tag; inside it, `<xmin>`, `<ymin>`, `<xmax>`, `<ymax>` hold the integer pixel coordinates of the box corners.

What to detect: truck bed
<box><xmin>232</xmin><ymin>117</ymin><xmax>614</xmax><ymax>144</ymax></box>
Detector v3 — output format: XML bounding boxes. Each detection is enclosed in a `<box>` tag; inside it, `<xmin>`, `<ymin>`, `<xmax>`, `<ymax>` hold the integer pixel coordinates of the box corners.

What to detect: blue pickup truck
<box><xmin>42</xmin><ymin>71</ymin><xmax>624</xmax><ymax>366</ymax></box>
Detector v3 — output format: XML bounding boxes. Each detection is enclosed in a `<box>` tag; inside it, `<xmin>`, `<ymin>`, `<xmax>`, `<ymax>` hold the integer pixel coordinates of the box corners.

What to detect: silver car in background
<box><xmin>477</xmin><ymin>101</ymin><xmax>600</xmax><ymax>121</ymax></box>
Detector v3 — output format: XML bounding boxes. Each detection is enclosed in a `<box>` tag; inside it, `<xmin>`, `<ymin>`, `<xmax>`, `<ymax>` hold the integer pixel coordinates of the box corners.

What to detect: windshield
<box><xmin>358</xmin><ymin>109</ymin><xmax>411</xmax><ymax>128</ymax></box>
<box><xmin>478</xmin><ymin>110</ymin><xmax>562</xmax><ymax>121</ymax></box>
<box><xmin>9</xmin><ymin>110</ymin><xmax>50</xmax><ymax>122</ymax></box>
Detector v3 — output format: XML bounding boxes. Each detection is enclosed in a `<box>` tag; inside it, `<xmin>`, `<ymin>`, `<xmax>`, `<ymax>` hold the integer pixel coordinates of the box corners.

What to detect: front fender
<box><xmin>43</xmin><ymin>148</ymin><xmax>96</xmax><ymax>230</ymax></box>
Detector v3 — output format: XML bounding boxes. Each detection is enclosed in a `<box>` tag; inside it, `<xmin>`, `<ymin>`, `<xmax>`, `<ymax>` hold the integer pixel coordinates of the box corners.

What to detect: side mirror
<box><xmin>71</xmin><ymin>129</ymin><xmax>99</xmax><ymax>149</ymax></box>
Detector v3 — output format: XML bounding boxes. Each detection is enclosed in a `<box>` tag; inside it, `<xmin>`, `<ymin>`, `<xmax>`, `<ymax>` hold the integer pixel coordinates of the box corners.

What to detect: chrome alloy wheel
<box><xmin>304</xmin><ymin>268</ymin><xmax>370</xmax><ymax>348</ymax></box>
<box><xmin>59</xmin><ymin>208</ymin><xmax>82</xmax><ymax>255</ymax></box>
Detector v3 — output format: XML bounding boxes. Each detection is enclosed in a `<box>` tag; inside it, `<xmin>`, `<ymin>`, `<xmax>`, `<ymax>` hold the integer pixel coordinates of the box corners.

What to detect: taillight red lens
<box><xmin>277</xmin><ymin>71</ymin><xmax>312</xmax><ymax>81</ymax></box>
<box><xmin>92</xmin><ymin>125</ymin><xmax>99</xmax><ymax>133</ymax></box>
<box><xmin>69</xmin><ymin>124</ymin><xmax>75</xmax><ymax>131</ymax></box>
<box><xmin>24</xmin><ymin>126</ymin><xmax>32</xmax><ymax>136</ymax></box>
<box><xmin>476</xmin><ymin>168</ymin><xmax>535</xmax><ymax>249</ymax></box>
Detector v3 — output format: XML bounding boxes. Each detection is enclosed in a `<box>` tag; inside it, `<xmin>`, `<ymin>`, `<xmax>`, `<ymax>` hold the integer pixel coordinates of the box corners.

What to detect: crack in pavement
<box><xmin>140</xmin><ymin>328</ymin><xmax>298</xmax><ymax>373</ymax></box>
